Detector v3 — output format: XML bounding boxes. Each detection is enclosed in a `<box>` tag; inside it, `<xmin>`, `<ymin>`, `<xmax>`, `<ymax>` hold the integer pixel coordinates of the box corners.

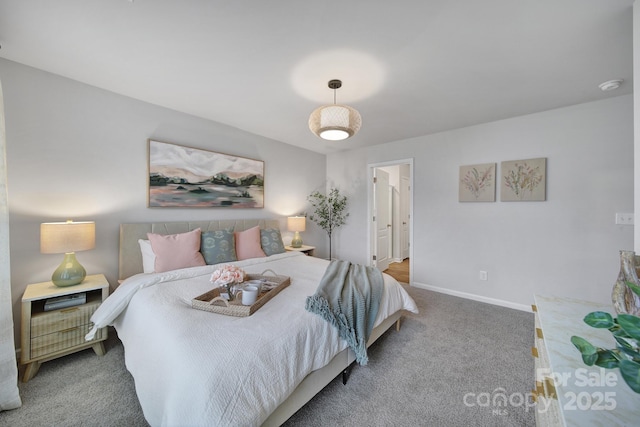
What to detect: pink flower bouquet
<box><xmin>210</xmin><ymin>265</ymin><xmax>246</xmax><ymax>300</ymax></box>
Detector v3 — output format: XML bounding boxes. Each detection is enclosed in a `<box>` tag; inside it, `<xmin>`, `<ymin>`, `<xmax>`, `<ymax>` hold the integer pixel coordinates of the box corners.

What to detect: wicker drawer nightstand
<box><xmin>284</xmin><ymin>245</ymin><xmax>315</xmax><ymax>256</ymax></box>
<box><xmin>20</xmin><ymin>274</ymin><xmax>109</xmax><ymax>382</ymax></box>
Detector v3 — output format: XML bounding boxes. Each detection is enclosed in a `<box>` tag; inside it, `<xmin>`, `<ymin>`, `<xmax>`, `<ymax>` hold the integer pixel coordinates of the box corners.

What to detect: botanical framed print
<box><xmin>459</xmin><ymin>163</ymin><xmax>496</xmax><ymax>202</ymax></box>
<box><xmin>500</xmin><ymin>158</ymin><xmax>546</xmax><ymax>202</ymax></box>
<box><xmin>148</xmin><ymin>140</ymin><xmax>264</xmax><ymax>208</ymax></box>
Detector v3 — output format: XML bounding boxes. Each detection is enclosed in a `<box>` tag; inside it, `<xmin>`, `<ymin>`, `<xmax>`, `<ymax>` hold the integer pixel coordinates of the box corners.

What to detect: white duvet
<box><xmin>88</xmin><ymin>252</ymin><xmax>418</xmax><ymax>426</ymax></box>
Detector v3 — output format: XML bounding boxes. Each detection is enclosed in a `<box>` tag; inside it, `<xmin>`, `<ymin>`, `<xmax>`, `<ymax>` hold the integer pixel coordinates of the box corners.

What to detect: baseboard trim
<box><xmin>411</xmin><ymin>281</ymin><xmax>531</xmax><ymax>312</ymax></box>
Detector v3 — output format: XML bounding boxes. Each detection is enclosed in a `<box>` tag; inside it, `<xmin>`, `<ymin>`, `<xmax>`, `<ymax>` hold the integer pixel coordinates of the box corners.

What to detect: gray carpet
<box><xmin>0</xmin><ymin>287</ymin><xmax>535</xmax><ymax>426</ymax></box>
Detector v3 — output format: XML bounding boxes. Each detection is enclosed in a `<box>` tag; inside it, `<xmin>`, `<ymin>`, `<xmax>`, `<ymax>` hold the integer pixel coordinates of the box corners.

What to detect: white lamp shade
<box><xmin>287</xmin><ymin>216</ymin><xmax>306</xmax><ymax>232</ymax></box>
<box><xmin>309</xmin><ymin>104</ymin><xmax>362</xmax><ymax>141</ymax></box>
<box><xmin>41</xmin><ymin>221</ymin><xmax>96</xmax><ymax>254</ymax></box>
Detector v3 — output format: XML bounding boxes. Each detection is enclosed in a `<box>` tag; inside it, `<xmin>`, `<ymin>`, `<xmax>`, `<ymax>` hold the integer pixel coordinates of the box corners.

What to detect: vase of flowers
<box><xmin>210</xmin><ymin>264</ymin><xmax>246</xmax><ymax>300</ymax></box>
<box><xmin>612</xmin><ymin>250</ymin><xmax>640</xmax><ymax>316</ymax></box>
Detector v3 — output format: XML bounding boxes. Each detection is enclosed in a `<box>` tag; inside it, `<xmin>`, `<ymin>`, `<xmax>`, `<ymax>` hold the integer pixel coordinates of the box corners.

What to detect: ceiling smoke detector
<box><xmin>598</xmin><ymin>79</ymin><xmax>623</xmax><ymax>91</ymax></box>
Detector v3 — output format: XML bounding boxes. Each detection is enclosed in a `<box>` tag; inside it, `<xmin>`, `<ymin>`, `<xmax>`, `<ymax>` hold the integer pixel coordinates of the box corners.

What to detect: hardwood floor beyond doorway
<box><xmin>383</xmin><ymin>258</ymin><xmax>409</xmax><ymax>284</ymax></box>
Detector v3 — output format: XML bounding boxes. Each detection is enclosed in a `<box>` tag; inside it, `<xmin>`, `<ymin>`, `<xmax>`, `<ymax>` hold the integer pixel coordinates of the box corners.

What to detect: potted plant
<box><xmin>571</xmin><ymin>281</ymin><xmax>640</xmax><ymax>393</ymax></box>
<box><xmin>307</xmin><ymin>188</ymin><xmax>349</xmax><ymax>260</ymax></box>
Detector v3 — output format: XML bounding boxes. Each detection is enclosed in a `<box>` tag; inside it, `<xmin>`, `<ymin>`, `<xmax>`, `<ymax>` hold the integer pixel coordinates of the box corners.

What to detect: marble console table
<box><xmin>533</xmin><ymin>295</ymin><xmax>640</xmax><ymax>426</ymax></box>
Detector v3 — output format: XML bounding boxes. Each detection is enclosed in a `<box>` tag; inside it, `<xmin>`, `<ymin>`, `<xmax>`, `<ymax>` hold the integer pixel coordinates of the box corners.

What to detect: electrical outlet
<box><xmin>479</xmin><ymin>271</ymin><xmax>488</xmax><ymax>281</ymax></box>
<box><xmin>615</xmin><ymin>213</ymin><xmax>635</xmax><ymax>225</ymax></box>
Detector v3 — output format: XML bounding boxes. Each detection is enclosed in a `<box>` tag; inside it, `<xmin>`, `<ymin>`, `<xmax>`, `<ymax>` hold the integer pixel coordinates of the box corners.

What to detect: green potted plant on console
<box><xmin>571</xmin><ymin>280</ymin><xmax>640</xmax><ymax>393</ymax></box>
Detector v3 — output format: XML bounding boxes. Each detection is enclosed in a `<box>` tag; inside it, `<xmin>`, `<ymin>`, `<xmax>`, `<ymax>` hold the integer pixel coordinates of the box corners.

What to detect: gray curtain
<box><xmin>0</xmin><ymin>79</ymin><xmax>21</xmax><ymax>410</ymax></box>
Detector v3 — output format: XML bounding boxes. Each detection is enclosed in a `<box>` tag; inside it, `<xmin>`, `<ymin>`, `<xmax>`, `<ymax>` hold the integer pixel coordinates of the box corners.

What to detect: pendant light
<box><xmin>309</xmin><ymin>79</ymin><xmax>362</xmax><ymax>141</ymax></box>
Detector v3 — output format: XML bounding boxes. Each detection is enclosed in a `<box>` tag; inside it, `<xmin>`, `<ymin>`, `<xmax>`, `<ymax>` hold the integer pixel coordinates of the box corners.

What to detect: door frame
<box><xmin>367</xmin><ymin>158</ymin><xmax>414</xmax><ymax>285</ymax></box>
<box><xmin>400</xmin><ymin>175</ymin><xmax>410</xmax><ymax>260</ymax></box>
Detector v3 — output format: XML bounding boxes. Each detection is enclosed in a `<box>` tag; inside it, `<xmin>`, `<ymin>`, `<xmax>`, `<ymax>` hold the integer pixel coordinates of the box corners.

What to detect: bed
<box><xmin>90</xmin><ymin>219</ymin><xmax>418</xmax><ymax>426</ymax></box>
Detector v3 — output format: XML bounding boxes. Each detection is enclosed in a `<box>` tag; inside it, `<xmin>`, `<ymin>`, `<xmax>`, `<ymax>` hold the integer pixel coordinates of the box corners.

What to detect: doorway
<box><xmin>384</xmin><ymin>258</ymin><xmax>410</xmax><ymax>283</ymax></box>
<box><xmin>368</xmin><ymin>159</ymin><xmax>413</xmax><ymax>285</ymax></box>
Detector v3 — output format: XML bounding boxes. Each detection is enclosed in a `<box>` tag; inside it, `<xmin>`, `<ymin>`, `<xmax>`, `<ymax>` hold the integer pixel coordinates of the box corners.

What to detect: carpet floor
<box><xmin>1</xmin><ymin>286</ymin><xmax>535</xmax><ymax>426</ymax></box>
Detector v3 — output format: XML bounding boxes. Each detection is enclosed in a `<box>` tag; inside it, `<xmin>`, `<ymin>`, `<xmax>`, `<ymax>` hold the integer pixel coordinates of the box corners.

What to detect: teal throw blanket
<box><xmin>305</xmin><ymin>260</ymin><xmax>384</xmax><ymax>365</ymax></box>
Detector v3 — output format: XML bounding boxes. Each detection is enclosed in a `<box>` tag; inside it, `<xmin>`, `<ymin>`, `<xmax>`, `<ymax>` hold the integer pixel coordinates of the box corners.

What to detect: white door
<box><xmin>400</xmin><ymin>176</ymin><xmax>410</xmax><ymax>259</ymax></box>
<box><xmin>374</xmin><ymin>169</ymin><xmax>391</xmax><ymax>271</ymax></box>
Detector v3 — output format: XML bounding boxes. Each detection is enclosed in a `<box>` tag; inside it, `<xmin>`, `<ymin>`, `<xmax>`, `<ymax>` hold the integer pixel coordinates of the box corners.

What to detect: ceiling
<box><xmin>0</xmin><ymin>0</ymin><xmax>633</xmax><ymax>154</ymax></box>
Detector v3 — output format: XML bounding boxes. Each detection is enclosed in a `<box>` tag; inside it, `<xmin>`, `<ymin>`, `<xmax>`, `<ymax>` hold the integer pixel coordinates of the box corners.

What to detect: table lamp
<box><xmin>287</xmin><ymin>216</ymin><xmax>306</xmax><ymax>248</ymax></box>
<box><xmin>41</xmin><ymin>220</ymin><xmax>95</xmax><ymax>287</ymax></box>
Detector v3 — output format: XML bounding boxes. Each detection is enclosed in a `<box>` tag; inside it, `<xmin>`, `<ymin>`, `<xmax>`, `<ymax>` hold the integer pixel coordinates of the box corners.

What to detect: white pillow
<box><xmin>138</xmin><ymin>239</ymin><xmax>156</xmax><ymax>273</ymax></box>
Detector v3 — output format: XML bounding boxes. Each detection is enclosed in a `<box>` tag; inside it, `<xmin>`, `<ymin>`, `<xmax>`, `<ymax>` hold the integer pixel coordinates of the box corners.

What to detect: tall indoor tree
<box><xmin>307</xmin><ymin>188</ymin><xmax>349</xmax><ymax>260</ymax></box>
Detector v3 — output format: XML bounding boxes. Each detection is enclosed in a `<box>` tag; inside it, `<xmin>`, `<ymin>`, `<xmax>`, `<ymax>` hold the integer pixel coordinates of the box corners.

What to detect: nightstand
<box><xmin>285</xmin><ymin>245</ymin><xmax>315</xmax><ymax>256</ymax></box>
<box><xmin>20</xmin><ymin>274</ymin><xmax>109</xmax><ymax>382</ymax></box>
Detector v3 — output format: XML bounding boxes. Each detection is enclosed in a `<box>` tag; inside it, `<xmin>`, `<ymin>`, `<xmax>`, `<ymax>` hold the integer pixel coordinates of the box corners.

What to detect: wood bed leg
<box><xmin>396</xmin><ymin>317</ymin><xmax>401</xmax><ymax>331</ymax></box>
<box><xmin>23</xmin><ymin>361</ymin><xmax>40</xmax><ymax>383</ymax></box>
<box><xmin>92</xmin><ymin>342</ymin><xmax>106</xmax><ymax>356</ymax></box>
<box><xmin>342</xmin><ymin>361</ymin><xmax>355</xmax><ymax>385</ymax></box>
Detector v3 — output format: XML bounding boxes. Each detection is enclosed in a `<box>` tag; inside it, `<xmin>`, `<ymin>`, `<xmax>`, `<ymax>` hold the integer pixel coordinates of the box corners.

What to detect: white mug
<box><xmin>245</xmin><ymin>280</ymin><xmax>263</xmax><ymax>293</ymax></box>
<box><xmin>235</xmin><ymin>285</ymin><xmax>259</xmax><ymax>305</ymax></box>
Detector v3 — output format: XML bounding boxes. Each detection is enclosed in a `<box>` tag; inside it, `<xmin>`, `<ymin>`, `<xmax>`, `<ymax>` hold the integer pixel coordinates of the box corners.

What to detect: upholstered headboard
<box><xmin>119</xmin><ymin>219</ymin><xmax>282</xmax><ymax>281</ymax></box>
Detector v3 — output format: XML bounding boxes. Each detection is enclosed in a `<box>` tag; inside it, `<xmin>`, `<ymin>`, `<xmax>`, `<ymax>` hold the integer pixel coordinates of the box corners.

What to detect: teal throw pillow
<box><xmin>201</xmin><ymin>230</ymin><xmax>237</xmax><ymax>265</ymax></box>
<box><xmin>260</xmin><ymin>228</ymin><xmax>286</xmax><ymax>256</ymax></box>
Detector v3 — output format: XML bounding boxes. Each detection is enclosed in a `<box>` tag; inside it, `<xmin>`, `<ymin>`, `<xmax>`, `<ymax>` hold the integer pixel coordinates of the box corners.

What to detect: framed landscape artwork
<box><xmin>148</xmin><ymin>140</ymin><xmax>264</xmax><ymax>208</ymax></box>
<box><xmin>459</xmin><ymin>163</ymin><xmax>496</xmax><ymax>202</ymax></box>
<box><xmin>500</xmin><ymin>157</ymin><xmax>546</xmax><ymax>202</ymax></box>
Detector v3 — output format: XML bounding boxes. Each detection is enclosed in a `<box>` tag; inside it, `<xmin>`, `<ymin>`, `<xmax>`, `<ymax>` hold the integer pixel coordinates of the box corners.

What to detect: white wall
<box><xmin>329</xmin><ymin>95</ymin><xmax>633</xmax><ymax>308</ymax></box>
<box><xmin>1</xmin><ymin>53</ymin><xmax>633</xmax><ymax>347</ymax></box>
<box><xmin>634</xmin><ymin>3</ymin><xmax>640</xmax><ymax>253</ymax></box>
<box><xmin>0</xmin><ymin>58</ymin><xmax>327</xmax><ymax>346</ymax></box>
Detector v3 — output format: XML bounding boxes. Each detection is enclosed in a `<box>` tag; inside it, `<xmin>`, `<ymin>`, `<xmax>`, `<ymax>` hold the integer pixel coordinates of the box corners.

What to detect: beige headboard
<box><xmin>119</xmin><ymin>219</ymin><xmax>282</xmax><ymax>281</ymax></box>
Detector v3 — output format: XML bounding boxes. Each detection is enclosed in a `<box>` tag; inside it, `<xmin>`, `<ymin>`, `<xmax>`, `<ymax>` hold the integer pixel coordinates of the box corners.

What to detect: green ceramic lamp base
<box><xmin>51</xmin><ymin>252</ymin><xmax>86</xmax><ymax>287</ymax></box>
<box><xmin>291</xmin><ymin>231</ymin><xmax>303</xmax><ymax>248</ymax></box>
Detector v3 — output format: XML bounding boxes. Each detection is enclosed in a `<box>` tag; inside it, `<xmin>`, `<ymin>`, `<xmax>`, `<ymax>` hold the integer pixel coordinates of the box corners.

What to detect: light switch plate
<box><xmin>615</xmin><ymin>213</ymin><xmax>634</xmax><ymax>225</ymax></box>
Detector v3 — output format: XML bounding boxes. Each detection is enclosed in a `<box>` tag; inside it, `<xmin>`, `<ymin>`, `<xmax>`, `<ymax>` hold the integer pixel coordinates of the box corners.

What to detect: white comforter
<box><xmin>89</xmin><ymin>252</ymin><xmax>418</xmax><ymax>426</ymax></box>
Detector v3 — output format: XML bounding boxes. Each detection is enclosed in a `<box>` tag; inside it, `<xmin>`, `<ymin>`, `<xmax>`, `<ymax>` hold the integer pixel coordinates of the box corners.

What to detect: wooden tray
<box><xmin>192</xmin><ymin>272</ymin><xmax>290</xmax><ymax>317</ymax></box>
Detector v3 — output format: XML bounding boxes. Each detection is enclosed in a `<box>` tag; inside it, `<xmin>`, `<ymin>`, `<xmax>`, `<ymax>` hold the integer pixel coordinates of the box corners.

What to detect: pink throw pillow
<box><xmin>235</xmin><ymin>226</ymin><xmax>266</xmax><ymax>260</ymax></box>
<box><xmin>147</xmin><ymin>228</ymin><xmax>206</xmax><ymax>273</ymax></box>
